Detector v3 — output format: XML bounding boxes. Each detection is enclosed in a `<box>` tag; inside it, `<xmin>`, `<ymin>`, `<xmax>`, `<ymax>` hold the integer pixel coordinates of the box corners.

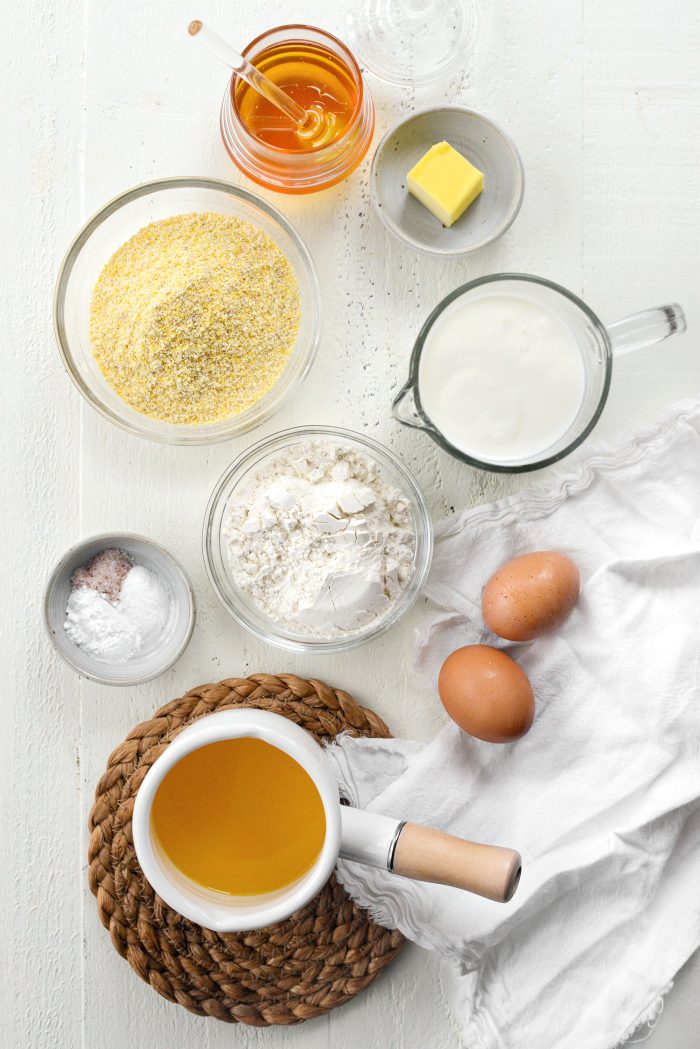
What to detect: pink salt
<box><xmin>70</xmin><ymin>547</ymin><xmax>134</xmax><ymax>602</ymax></box>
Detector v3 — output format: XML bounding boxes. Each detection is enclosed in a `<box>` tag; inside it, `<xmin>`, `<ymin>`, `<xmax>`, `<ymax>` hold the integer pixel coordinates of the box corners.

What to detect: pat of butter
<box><xmin>407</xmin><ymin>141</ymin><xmax>484</xmax><ymax>227</ymax></box>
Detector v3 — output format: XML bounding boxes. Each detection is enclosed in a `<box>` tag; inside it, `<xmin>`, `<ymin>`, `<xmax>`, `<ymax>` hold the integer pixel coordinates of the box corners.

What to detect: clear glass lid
<box><xmin>347</xmin><ymin>0</ymin><xmax>477</xmax><ymax>86</ymax></box>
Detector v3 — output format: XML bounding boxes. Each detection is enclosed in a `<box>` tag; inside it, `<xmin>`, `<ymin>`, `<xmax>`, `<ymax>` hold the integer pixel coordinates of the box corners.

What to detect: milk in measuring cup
<box><xmin>418</xmin><ymin>295</ymin><xmax>585</xmax><ymax>463</ymax></box>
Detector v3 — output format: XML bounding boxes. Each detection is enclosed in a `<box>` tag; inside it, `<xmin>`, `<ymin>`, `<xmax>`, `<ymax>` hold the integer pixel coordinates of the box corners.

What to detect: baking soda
<box><xmin>65</xmin><ymin>553</ymin><xmax>170</xmax><ymax>663</ymax></box>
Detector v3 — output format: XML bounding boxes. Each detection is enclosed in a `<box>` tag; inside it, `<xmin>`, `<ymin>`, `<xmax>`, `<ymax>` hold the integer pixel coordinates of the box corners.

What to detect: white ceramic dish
<box><xmin>371</xmin><ymin>106</ymin><xmax>524</xmax><ymax>256</ymax></box>
<box><xmin>133</xmin><ymin>709</ymin><xmax>344</xmax><ymax>931</ymax></box>
<box><xmin>43</xmin><ymin>533</ymin><xmax>195</xmax><ymax>686</ymax></box>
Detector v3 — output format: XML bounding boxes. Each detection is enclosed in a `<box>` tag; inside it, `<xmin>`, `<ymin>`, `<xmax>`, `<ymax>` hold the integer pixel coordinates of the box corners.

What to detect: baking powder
<box><xmin>223</xmin><ymin>441</ymin><xmax>416</xmax><ymax>638</ymax></box>
<box><xmin>65</xmin><ymin>560</ymin><xmax>170</xmax><ymax>663</ymax></box>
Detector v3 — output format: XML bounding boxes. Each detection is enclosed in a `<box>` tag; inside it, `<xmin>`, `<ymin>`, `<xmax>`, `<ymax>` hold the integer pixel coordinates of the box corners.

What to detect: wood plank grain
<box><xmin>582</xmin><ymin>6</ymin><xmax>700</xmax><ymax>1044</ymax></box>
<box><xmin>1</xmin><ymin>1</ymin><xmax>85</xmax><ymax>1047</ymax></box>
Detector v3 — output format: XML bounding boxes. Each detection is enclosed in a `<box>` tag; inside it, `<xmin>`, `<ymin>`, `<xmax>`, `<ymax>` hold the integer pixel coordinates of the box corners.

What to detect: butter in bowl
<box><xmin>371</xmin><ymin>105</ymin><xmax>524</xmax><ymax>256</ymax></box>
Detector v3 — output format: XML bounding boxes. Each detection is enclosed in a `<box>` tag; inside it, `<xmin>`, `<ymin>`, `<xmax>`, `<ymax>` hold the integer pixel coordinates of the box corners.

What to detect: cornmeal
<box><xmin>90</xmin><ymin>212</ymin><xmax>300</xmax><ymax>425</ymax></box>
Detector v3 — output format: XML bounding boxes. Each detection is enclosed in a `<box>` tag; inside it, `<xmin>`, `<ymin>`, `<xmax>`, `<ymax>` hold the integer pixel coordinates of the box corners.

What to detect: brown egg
<box><xmin>438</xmin><ymin>645</ymin><xmax>535</xmax><ymax>743</ymax></box>
<box><xmin>482</xmin><ymin>551</ymin><xmax>580</xmax><ymax>642</ymax></box>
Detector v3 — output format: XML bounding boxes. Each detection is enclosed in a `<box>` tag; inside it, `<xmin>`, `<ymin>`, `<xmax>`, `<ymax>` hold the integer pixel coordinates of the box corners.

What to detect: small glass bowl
<box><xmin>203</xmin><ymin>426</ymin><xmax>433</xmax><ymax>653</ymax></box>
<box><xmin>43</xmin><ymin>533</ymin><xmax>195</xmax><ymax>686</ymax></box>
<box><xmin>220</xmin><ymin>25</ymin><xmax>375</xmax><ymax>194</ymax></box>
<box><xmin>347</xmin><ymin>0</ymin><xmax>478</xmax><ymax>87</ymax></box>
<box><xmin>53</xmin><ymin>177</ymin><xmax>321</xmax><ymax>445</ymax></box>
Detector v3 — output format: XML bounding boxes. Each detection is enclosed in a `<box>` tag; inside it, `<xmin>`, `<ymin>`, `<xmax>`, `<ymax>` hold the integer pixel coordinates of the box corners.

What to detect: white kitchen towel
<box><xmin>325</xmin><ymin>397</ymin><xmax>700</xmax><ymax>1049</ymax></box>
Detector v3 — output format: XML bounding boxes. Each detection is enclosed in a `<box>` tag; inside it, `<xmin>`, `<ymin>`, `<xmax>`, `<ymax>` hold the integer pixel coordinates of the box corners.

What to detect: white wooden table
<box><xmin>4</xmin><ymin>0</ymin><xmax>699</xmax><ymax>1045</ymax></box>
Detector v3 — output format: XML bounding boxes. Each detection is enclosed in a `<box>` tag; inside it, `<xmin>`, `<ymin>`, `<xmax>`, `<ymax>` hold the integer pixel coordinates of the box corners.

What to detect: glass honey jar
<box><xmin>220</xmin><ymin>25</ymin><xmax>375</xmax><ymax>194</ymax></box>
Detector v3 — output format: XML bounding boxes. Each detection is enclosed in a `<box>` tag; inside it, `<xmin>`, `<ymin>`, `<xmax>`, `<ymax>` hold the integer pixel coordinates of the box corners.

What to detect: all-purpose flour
<box><xmin>223</xmin><ymin>442</ymin><xmax>416</xmax><ymax>638</ymax></box>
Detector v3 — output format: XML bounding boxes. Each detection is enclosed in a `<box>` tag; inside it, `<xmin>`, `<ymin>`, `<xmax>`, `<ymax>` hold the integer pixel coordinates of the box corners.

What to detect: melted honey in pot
<box><xmin>151</xmin><ymin>737</ymin><xmax>327</xmax><ymax>896</ymax></box>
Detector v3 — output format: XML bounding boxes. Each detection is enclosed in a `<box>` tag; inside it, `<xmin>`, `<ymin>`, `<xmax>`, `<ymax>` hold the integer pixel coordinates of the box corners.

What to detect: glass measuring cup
<box><xmin>393</xmin><ymin>273</ymin><xmax>686</xmax><ymax>472</ymax></box>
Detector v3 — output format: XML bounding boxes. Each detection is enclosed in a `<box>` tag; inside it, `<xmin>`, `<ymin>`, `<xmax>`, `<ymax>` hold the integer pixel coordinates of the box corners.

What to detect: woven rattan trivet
<box><xmin>88</xmin><ymin>674</ymin><xmax>405</xmax><ymax>1026</ymax></box>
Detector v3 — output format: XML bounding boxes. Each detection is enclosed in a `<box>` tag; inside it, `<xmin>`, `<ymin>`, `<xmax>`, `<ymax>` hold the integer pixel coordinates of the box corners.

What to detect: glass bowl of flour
<box><xmin>203</xmin><ymin>427</ymin><xmax>433</xmax><ymax>652</ymax></box>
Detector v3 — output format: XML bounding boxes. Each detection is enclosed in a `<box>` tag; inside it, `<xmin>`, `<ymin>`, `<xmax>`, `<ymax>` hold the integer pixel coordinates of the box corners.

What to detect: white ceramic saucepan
<box><xmin>133</xmin><ymin>709</ymin><xmax>521</xmax><ymax>931</ymax></box>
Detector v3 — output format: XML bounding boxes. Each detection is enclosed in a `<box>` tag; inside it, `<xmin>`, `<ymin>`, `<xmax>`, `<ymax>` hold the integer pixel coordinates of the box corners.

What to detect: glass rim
<box><xmin>202</xmin><ymin>424</ymin><xmax>434</xmax><ymax>653</ymax></box>
<box><xmin>53</xmin><ymin>176</ymin><xmax>322</xmax><ymax>445</ymax></box>
<box><xmin>231</xmin><ymin>23</ymin><xmax>366</xmax><ymax>158</ymax></box>
<box><xmin>403</xmin><ymin>272</ymin><xmax>613</xmax><ymax>474</ymax></box>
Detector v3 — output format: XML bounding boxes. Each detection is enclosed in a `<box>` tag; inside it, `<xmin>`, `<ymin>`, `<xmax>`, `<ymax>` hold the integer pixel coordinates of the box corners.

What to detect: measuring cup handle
<box><xmin>607</xmin><ymin>303</ymin><xmax>686</xmax><ymax>358</ymax></box>
<box><xmin>339</xmin><ymin>807</ymin><xmax>521</xmax><ymax>903</ymax></box>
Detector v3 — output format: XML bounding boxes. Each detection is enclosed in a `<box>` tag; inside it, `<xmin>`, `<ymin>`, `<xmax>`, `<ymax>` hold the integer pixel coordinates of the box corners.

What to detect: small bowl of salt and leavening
<box><xmin>43</xmin><ymin>533</ymin><xmax>195</xmax><ymax>686</ymax></box>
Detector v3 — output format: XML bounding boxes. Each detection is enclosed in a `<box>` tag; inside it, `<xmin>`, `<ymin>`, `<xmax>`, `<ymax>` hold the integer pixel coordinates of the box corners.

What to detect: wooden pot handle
<box><xmin>391</xmin><ymin>823</ymin><xmax>522</xmax><ymax>903</ymax></box>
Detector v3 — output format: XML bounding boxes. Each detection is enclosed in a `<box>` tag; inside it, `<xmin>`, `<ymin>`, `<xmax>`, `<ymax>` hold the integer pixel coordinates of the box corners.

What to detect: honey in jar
<box><xmin>221</xmin><ymin>25</ymin><xmax>375</xmax><ymax>193</ymax></box>
<box><xmin>235</xmin><ymin>39</ymin><xmax>358</xmax><ymax>152</ymax></box>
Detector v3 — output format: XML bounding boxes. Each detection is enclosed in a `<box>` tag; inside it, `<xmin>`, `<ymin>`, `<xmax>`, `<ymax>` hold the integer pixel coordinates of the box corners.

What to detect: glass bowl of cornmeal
<box><xmin>54</xmin><ymin>178</ymin><xmax>322</xmax><ymax>444</ymax></box>
<box><xmin>371</xmin><ymin>106</ymin><xmax>524</xmax><ymax>256</ymax></box>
